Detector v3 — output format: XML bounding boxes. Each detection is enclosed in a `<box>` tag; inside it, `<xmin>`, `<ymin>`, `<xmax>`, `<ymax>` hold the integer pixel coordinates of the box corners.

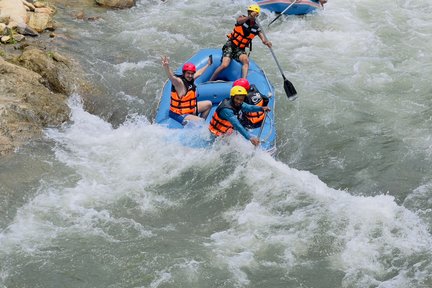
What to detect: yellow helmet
<box><xmin>230</xmin><ymin>86</ymin><xmax>248</xmax><ymax>97</ymax></box>
<box><xmin>247</xmin><ymin>4</ymin><xmax>261</xmax><ymax>14</ymax></box>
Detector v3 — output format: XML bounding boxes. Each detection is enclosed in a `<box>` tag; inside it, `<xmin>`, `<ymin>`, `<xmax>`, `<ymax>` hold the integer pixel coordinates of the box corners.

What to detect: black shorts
<box><xmin>222</xmin><ymin>41</ymin><xmax>247</xmax><ymax>61</ymax></box>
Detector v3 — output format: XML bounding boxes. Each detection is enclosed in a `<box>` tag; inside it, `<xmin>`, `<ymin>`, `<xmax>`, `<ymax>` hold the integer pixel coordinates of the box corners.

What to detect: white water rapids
<box><xmin>1</xmin><ymin>0</ymin><xmax>432</xmax><ymax>287</ymax></box>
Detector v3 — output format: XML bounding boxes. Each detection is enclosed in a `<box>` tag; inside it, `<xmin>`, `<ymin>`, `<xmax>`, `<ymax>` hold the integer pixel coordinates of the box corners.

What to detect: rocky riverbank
<box><xmin>0</xmin><ymin>0</ymin><xmax>136</xmax><ymax>155</ymax></box>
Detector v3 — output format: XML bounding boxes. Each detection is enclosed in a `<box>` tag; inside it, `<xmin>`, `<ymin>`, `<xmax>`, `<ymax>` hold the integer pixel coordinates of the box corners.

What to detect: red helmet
<box><xmin>232</xmin><ymin>78</ymin><xmax>250</xmax><ymax>91</ymax></box>
<box><xmin>182</xmin><ymin>62</ymin><xmax>196</xmax><ymax>73</ymax></box>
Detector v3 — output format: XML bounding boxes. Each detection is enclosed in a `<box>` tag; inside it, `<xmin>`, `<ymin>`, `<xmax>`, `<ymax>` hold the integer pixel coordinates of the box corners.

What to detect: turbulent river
<box><xmin>1</xmin><ymin>0</ymin><xmax>432</xmax><ymax>287</ymax></box>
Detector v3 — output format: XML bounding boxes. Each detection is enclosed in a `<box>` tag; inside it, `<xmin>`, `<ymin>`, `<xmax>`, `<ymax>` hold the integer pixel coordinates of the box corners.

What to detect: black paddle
<box><xmin>257</xmin><ymin>21</ymin><xmax>297</xmax><ymax>100</ymax></box>
<box><xmin>268</xmin><ymin>0</ymin><xmax>298</xmax><ymax>27</ymax></box>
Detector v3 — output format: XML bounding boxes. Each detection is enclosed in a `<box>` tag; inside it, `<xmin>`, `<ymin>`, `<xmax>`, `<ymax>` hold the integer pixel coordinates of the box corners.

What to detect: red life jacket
<box><xmin>170</xmin><ymin>76</ymin><xmax>197</xmax><ymax>115</ymax></box>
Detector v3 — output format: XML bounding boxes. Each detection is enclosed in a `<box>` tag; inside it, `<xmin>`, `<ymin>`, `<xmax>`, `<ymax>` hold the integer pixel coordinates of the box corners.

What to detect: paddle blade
<box><xmin>283</xmin><ymin>77</ymin><xmax>297</xmax><ymax>100</ymax></box>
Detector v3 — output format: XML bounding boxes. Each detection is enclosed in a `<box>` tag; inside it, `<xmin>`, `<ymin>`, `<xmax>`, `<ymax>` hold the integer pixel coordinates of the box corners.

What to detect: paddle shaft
<box><xmin>257</xmin><ymin>21</ymin><xmax>291</xmax><ymax>85</ymax></box>
<box><xmin>268</xmin><ymin>0</ymin><xmax>298</xmax><ymax>27</ymax></box>
<box><xmin>257</xmin><ymin>110</ymin><xmax>268</xmax><ymax>141</ymax></box>
<box><xmin>269</xmin><ymin>46</ymin><xmax>287</xmax><ymax>80</ymax></box>
<box><xmin>256</xmin><ymin>20</ymin><xmax>297</xmax><ymax>98</ymax></box>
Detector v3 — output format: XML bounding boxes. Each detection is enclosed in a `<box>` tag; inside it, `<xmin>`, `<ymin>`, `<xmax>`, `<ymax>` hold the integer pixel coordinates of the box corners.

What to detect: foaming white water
<box><xmin>114</xmin><ymin>59</ymin><xmax>159</xmax><ymax>77</ymax></box>
<box><xmin>2</xmin><ymin>94</ymin><xmax>431</xmax><ymax>287</ymax></box>
<box><xmin>2</xmin><ymin>1</ymin><xmax>432</xmax><ymax>286</ymax></box>
<box><xmin>208</xmin><ymin>153</ymin><xmax>432</xmax><ymax>286</ymax></box>
<box><xmin>0</xmin><ymin>96</ymin><xmax>260</xmax><ymax>252</ymax></box>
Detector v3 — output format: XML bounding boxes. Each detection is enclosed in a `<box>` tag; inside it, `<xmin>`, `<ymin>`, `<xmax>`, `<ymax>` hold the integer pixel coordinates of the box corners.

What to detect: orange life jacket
<box><xmin>244</xmin><ymin>97</ymin><xmax>265</xmax><ymax>124</ymax></box>
<box><xmin>242</xmin><ymin>86</ymin><xmax>269</xmax><ymax>128</ymax></box>
<box><xmin>227</xmin><ymin>18</ymin><xmax>260</xmax><ymax>49</ymax></box>
<box><xmin>209</xmin><ymin>99</ymin><xmax>241</xmax><ymax>137</ymax></box>
<box><xmin>170</xmin><ymin>76</ymin><xmax>197</xmax><ymax>115</ymax></box>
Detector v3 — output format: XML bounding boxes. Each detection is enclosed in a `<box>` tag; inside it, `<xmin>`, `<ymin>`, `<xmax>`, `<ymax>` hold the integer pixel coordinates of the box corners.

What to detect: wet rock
<box><xmin>34</xmin><ymin>7</ymin><xmax>55</xmax><ymax>15</ymax></box>
<box><xmin>16</xmin><ymin>23</ymin><xmax>39</xmax><ymax>36</ymax></box>
<box><xmin>87</xmin><ymin>15</ymin><xmax>101</xmax><ymax>21</ymax></box>
<box><xmin>6</xmin><ymin>20</ymin><xmax>18</xmax><ymax>30</ymax></box>
<box><xmin>74</xmin><ymin>10</ymin><xmax>85</xmax><ymax>20</ymax></box>
<box><xmin>95</xmin><ymin>0</ymin><xmax>136</xmax><ymax>9</ymax></box>
<box><xmin>0</xmin><ymin>15</ymin><xmax>11</xmax><ymax>24</ymax></box>
<box><xmin>1</xmin><ymin>0</ymin><xmax>108</xmax><ymax>156</ymax></box>
<box><xmin>27</xmin><ymin>12</ymin><xmax>50</xmax><ymax>32</ymax></box>
<box><xmin>1</xmin><ymin>35</ymin><xmax>11</xmax><ymax>43</ymax></box>
<box><xmin>0</xmin><ymin>23</ymin><xmax>6</xmax><ymax>35</ymax></box>
<box><xmin>0</xmin><ymin>46</ymin><xmax>103</xmax><ymax>156</ymax></box>
<box><xmin>33</xmin><ymin>2</ymin><xmax>47</xmax><ymax>8</ymax></box>
<box><xmin>0</xmin><ymin>0</ymin><xmax>29</xmax><ymax>25</ymax></box>
<box><xmin>0</xmin><ymin>55</ymin><xmax>69</xmax><ymax>156</ymax></box>
<box><xmin>22</xmin><ymin>0</ymin><xmax>36</xmax><ymax>11</ymax></box>
<box><xmin>18</xmin><ymin>47</ymin><xmax>72</xmax><ymax>94</ymax></box>
<box><xmin>14</xmin><ymin>34</ymin><xmax>25</xmax><ymax>42</ymax></box>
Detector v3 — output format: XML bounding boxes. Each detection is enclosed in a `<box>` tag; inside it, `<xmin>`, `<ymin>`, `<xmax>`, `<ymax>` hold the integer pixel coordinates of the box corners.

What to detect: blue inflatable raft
<box><xmin>254</xmin><ymin>0</ymin><xmax>322</xmax><ymax>15</ymax></box>
<box><xmin>154</xmin><ymin>48</ymin><xmax>277</xmax><ymax>154</ymax></box>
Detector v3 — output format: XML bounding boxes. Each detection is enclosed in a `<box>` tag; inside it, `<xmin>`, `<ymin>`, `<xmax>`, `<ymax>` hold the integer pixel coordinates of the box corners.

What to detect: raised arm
<box><xmin>161</xmin><ymin>56</ymin><xmax>185</xmax><ymax>96</ymax></box>
<box><xmin>194</xmin><ymin>56</ymin><xmax>212</xmax><ymax>79</ymax></box>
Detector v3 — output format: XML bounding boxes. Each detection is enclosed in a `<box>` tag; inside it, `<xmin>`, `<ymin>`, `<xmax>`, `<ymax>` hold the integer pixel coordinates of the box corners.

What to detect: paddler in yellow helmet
<box><xmin>209</xmin><ymin>85</ymin><xmax>271</xmax><ymax>146</ymax></box>
<box><xmin>209</xmin><ymin>4</ymin><xmax>272</xmax><ymax>81</ymax></box>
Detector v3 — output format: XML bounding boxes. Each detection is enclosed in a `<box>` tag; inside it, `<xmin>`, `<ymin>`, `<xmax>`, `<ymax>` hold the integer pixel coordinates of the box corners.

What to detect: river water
<box><xmin>1</xmin><ymin>0</ymin><xmax>432</xmax><ymax>287</ymax></box>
